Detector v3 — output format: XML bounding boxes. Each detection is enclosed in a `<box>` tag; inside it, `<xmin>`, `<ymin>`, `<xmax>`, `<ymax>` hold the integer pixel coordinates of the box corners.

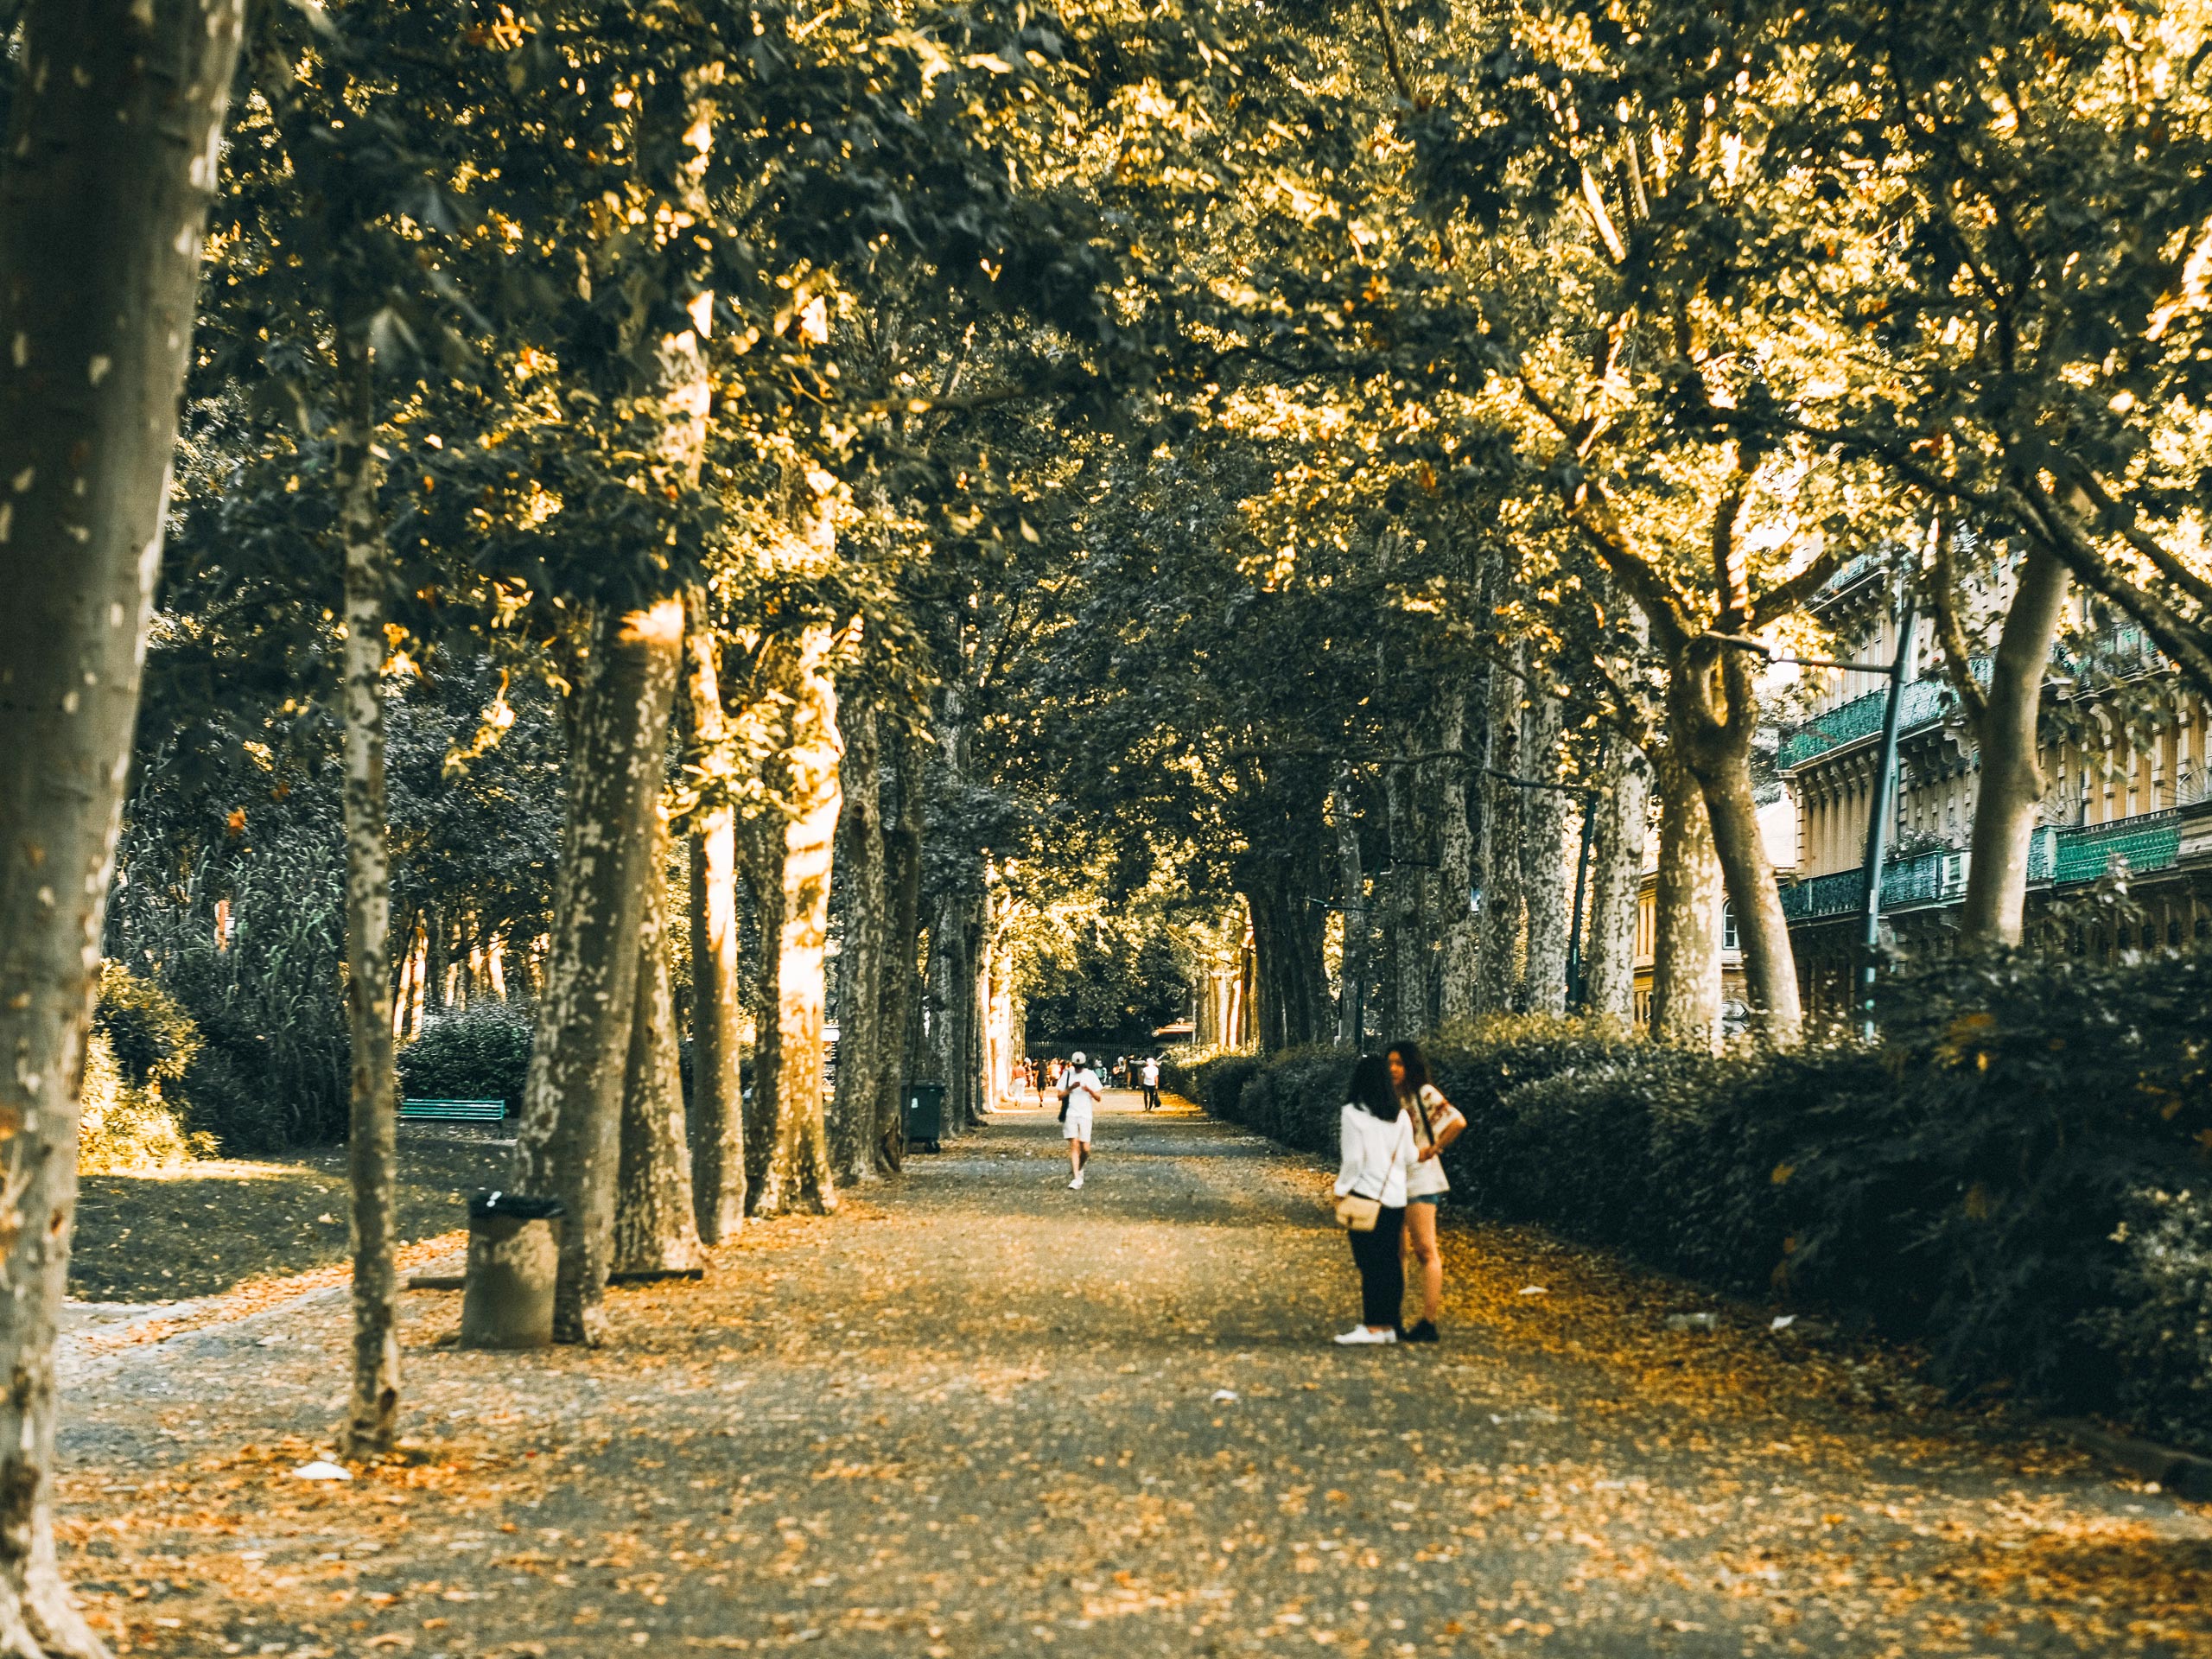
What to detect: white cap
<box><xmin>1071</xmin><ymin>1051</ymin><xmax>1086</xmax><ymax>1065</ymax></box>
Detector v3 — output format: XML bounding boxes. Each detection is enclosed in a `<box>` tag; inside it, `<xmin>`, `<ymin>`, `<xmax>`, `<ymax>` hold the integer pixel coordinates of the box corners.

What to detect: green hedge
<box><xmin>1173</xmin><ymin>957</ymin><xmax>2212</xmax><ymax>1453</ymax></box>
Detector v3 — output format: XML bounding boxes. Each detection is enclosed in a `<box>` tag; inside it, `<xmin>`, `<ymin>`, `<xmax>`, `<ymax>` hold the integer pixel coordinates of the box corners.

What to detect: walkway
<box><xmin>57</xmin><ymin>1092</ymin><xmax>2212</xmax><ymax>1656</ymax></box>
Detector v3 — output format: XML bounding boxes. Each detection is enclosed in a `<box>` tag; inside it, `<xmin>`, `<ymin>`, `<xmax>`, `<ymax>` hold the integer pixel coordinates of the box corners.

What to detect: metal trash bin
<box><xmin>904</xmin><ymin>1083</ymin><xmax>945</xmax><ymax>1153</ymax></box>
<box><xmin>460</xmin><ymin>1191</ymin><xmax>565</xmax><ymax>1350</ymax></box>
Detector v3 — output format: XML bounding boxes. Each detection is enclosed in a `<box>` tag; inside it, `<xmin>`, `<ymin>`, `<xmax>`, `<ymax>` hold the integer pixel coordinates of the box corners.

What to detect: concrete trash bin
<box><xmin>459</xmin><ymin>1191</ymin><xmax>564</xmax><ymax>1350</ymax></box>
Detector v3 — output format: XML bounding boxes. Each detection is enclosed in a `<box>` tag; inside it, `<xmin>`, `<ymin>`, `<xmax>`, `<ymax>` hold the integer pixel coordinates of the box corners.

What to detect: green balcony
<box><xmin>1777</xmin><ymin>662</ymin><xmax>1990</xmax><ymax>770</ymax></box>
<box><xmin>1777</xmin><ymin>847</ymin><xmax>1967</xmax><ymax>923</ymax></box>
<box><xmin>2050</xmin><ymin>810</ymin><xmax>2182</xmax><ymax>884</ymax></box>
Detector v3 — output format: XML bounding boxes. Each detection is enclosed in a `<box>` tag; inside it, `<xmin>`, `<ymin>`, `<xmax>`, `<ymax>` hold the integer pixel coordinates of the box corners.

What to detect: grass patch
<box><xmin>70</xmin><ymin>1133</ymin><xmax>512</xmax><ymax>1303</ymax></box>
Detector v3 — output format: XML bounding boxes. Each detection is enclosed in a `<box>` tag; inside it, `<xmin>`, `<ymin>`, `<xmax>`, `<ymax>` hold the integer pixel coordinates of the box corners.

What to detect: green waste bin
<box><xmin>904</xmin><ymin>1083</ymin><xmax>945</xmax><ymax>1153</ymax></box>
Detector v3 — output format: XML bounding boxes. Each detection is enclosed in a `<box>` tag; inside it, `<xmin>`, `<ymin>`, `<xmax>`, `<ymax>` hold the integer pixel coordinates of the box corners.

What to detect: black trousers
<box><xmin>1346</xmin><ymin>1204</ymin><xmax>1408</xmax><ymax>1330</ymax></box>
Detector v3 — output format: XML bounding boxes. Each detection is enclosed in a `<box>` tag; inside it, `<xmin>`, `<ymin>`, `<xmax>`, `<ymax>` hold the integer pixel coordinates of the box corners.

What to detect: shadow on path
<box><xmin>52</xmin><ymin>1095</ymin><xmax>2212</xmax><ymax>1656</ymax></box>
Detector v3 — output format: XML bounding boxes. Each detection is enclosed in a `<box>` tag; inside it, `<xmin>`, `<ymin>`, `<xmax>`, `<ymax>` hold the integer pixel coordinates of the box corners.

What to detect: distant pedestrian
<box><xmin>1333</xmin><ymin>1053</ymin><xmax>1417</xmax><ymax>1344</ymax></box>
<box><xmin>1139</xmin><ymin>1054</ymin><xmax>1161</xmax><ymax>1111</ymax></box>
<box><xmin>1389</xmin><ymin>1040</ymin><xmax>1466</xmax><ymax>1344</ymax></box>
<box><xmin>1061</xmin><ymin>1050</ymin><xmax>1103</xmax><ymax>1190</ymax></box>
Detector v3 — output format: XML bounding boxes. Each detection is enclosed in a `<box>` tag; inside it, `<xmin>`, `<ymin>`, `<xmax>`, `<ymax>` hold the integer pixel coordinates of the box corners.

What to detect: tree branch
<box><xmin>1927</xmin><ymin>515</ymin><xmax>1990</xmax><ymax>729</ymax></box>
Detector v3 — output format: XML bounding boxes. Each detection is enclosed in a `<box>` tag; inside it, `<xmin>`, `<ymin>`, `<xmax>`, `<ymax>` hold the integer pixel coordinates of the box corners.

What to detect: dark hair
<box><xmin>1348</xmin><ymin>1054</ymin><xmax>1402</xmax><ymax>1120</ymax></box>
<box><xmin>1387</xmin><ymin>1041</ymin><xmax>1433</xmax><ymax>1098</ymax></box>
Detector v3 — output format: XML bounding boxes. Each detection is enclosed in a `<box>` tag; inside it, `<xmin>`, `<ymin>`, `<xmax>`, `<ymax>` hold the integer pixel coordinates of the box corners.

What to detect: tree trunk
<box><xmin>875</xmin><ymin>723</ymin><xmax>927</xmax><ymax>1171</ymax></box>
<box><xmin>1520</xmin><ymin>691</ymin><xmax>1571</xmax><ymax>1015</ymax></box>
<box><xmin>1650</xmin><ymin>746</ymin><xmax>1723</xmax><ymax>1048</ymax></box>
<box><xmin>1960</xmin><ymin>549</ymin><xmax>2069</xmax><ymax>945</ymax></box>
<box><xmin>425</xmin><ymin>907</ymin><xmax>449</xmax><ymax>1018</ymax></box>
<box><xmin>1582</xmin><ymin>741</ymin><xmax>1649</xmax><ymax>1024</ymax></box>
<box><xmin>1674</xmin><ymin>651</ymin><xmax>1801</xmax><ymax>1042</ymax></box>
<box><xmin>683</xmin><ymin>598</ymin><xmax>746</xmax><ymax>1243</ymax></box>
<box><xmin>1433</xmin><ymin>692</ymin><xmax>1480</xmax><ymax>1027</ymax></box>
<box><xmin>511</xmin><ymin>601</ymin><xmax>684</xmax><ymax>1345</ymax></box>
<box><xmin>832</xmin><ymin>701</ymin><xmax>890</xmax><ymax>1177</ymax></box>
<box><xmin>932</xmin><ymin>886</ymin><xmax>985</xmax><ymax>1122</ymax></box>
<box><xmin>1477</xmin><ymin>654</ymin><xmax>1527</xmax><ymax>1012</ymax></box>
<box><xmin>750</xmin><ymin>632</ymin><xmax>842</xmax><ymax>1217</ymax></box>
<box><xmin>739</xmin><ymin>823</ymin><xmax>784</xmax><ymax>1200</ymax></box>
<box><xmin>334</xmin><ymin>337</ymin><xmax>400</xmax><ymax>1459</ymax></box>
<box><xmin>614</xmin><ymin>828</ymin><xmax>706</xmax><ymax>1275</ymax></box>
<box><xmin>1385</xmin><ymin>760</ymin><xmax>1429</xmax><ymax>1039</ymax></box>
<box><xmin>0</xmin><ymin>3</ymin><xmax>242</xmax><ymax>1650</ymax></box>
<box><xmin>1332</xmin><ymin>769</ymin><xmax>1367</xmax><ymax>1048</ymax></box>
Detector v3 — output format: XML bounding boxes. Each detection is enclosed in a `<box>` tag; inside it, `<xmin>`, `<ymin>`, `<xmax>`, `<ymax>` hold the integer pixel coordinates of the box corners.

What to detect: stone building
<box><xmin>1777</xmin><ymin>554</ymin><xmax>2212</xmax><ymax>1022</ymax></box>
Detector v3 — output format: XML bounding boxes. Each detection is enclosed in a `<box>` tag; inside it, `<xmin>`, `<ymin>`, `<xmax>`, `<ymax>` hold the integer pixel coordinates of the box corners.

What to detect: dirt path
<box><xmin>58</xmin><ymin>1093</ymin><xmax>2212</xmax><ymax>1656</ymax></box>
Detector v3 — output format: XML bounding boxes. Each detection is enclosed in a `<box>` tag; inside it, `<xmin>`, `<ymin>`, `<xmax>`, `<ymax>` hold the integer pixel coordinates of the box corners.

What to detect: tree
<box><xmin>0</xmin><ymin>1</ymin><xmax>244</xmax><ymax>1649</ymax></box>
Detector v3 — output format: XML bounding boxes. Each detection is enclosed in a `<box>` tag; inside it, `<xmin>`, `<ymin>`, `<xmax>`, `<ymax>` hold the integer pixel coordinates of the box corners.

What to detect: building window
<box><xmin>1722</xmin><ymin>906</ymin><xmax>1738</xmax><ymax>951</ymax></box>
<box><xmin>2171</xmin><ymin>918</ymin><xmax>2183</xmax><ymax>948</ymax></box>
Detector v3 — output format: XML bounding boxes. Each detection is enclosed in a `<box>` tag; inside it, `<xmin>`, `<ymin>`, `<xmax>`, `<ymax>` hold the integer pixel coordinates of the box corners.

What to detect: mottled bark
<box><xmin>739</xmin><ymin>823</ymin><xmax>784</xmax><ymax>1200</ymax></box>
<box><xmin>750</xmin><ymin>630</ymin><xmax>842</xmax><ymax>1217</ymax></box>
<box><xmin>511</xmin><ymin>601</ymin><xmax>684</xmax><ymax>1345</ymax></box>
<box><xmin>424</xmin><ymin>907</ymin><xmax>449</xmax><ymax>1017</ymax></box>
<box><xmin>1520</xmin><ymin>692</ymin><xmax>1571</xmax><ymax>1016</ymax></box>
<box><xmin>1433</xmin><ymin>691</ymin><xmax>1481</xmax><ymax>1027</ymax></box>
<box><xmin>1650</xmin><ymin>746</ymin><xmax>1723</xmax><ymax>1048</ymax></box>
<box><xmin>1385</xmin><ymin>758</ymin><xmax>1429</xmax><ymax>1038</ymax></box>
<box><xmin>1332</xmin><ymin>770</ymin><xmax>1367</xmax><ymax>1048</ymax></box>
<box><xmin>1244</xmin><ymin>858</ymin><xmax>1330</xmax><ymax>1051</ymax></box>
<box><xmin>614</xmin><ymin>823</ymin><xmax>706</xmax><ymax>1276</ymax></box>
<box><xmin>830</xmin><ymin>701</ymin><xmax>890</xmax><ymax>1179</ymax></box>
<box><xmin>1672</xmin><ymin>648</ymin><xmax>1801</xmax><ymax>1041</ymax></box>
<box><xmin>876</xmin><ymin>724</ymin><xmax>928</xmax><ymax>1170</ymax></box>
<box><xmin>0</xmin><ymin>3</ymin><xmax>242</xmax><ymax>1651</ymax></box>
<box><xmin>1582</xmin><ymin>742</ymin><xmax>1650</xmax><ymax>1024</ymax></box>
<box><xmin>1959</xmin><ymin>549</ymin><xmax>2069</xmax><ymax>946</ymax></box>
<box><xmin>683</xmin><ymin>599</ymin><xmax>746</xmax><ymax>1243</ymax></box>
<box><xmin>1477</xmin><ymin>653</ymin><xmax>1527</xmax><ymax>1012</ymax></box>
<box><xmin>334</xmin><ymin>337</ymin><xmax>400</xmax><ymax>1459</ymax></box>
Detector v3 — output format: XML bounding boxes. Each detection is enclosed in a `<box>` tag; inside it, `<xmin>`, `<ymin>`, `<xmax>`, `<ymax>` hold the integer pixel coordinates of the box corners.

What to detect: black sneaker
<box><xmin>1402</xmin><ymin>1319</ymin><xmax>1440</xmax><ymax>1344</ymax></box>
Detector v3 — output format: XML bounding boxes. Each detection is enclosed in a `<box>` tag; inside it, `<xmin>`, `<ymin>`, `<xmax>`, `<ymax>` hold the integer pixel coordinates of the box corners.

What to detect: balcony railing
<box><xmin>2051</xmin><ymin>809</ymin><xmax>2182</xmax><ymax>883</ymax></box>
<box><xmin>1777</xmin><ymin>661</ymin><xmax>1991</xmax><ymax>769</ymax></box>
<box><xmin>1778</xmin><ymin>811</ymin><xmax>2187</xmax><ymax>925</ymax></box>
<box><xmin>1777</xmin><ymin>847</ymin><xmax>1967</xmax><ymax>922</ymax></box>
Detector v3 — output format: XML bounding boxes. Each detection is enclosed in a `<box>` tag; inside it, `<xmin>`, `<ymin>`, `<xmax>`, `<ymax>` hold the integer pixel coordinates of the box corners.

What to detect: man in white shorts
<box><xmin>1061</xmin><ymin>1051</ymin><xmax>1103</xmax><ymax>1189</ymax></box>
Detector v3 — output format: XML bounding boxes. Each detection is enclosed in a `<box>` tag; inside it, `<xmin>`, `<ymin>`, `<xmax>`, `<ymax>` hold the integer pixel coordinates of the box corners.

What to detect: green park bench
<box><xmin>399</xmin><ymin>1098</ymin><xmax>507</xmax><ymax>1123</ymax></box>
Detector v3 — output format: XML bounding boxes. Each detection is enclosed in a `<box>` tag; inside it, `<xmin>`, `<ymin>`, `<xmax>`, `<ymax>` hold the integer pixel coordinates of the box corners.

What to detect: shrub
<box><xmin>79</xmin><ymin>1030</ymin><xmax>215</xmax><ymax>1174</ymax></box>
<box><xmin>108</xmin><ymin>824</ymin><xmax>352</xmax><ymax>1151</ymax></box>
<box><xmin>398</xmin><ymin>999</ymin><xmax>534</xmax><ymax>1115</ymax></box>
<box><xmin>1191</xmin><ymin>953</ymin><xmax>2212</xmax><ymax>1454</ymax></box>
<box><xmin>92</xmin><ymin>961</ymin><xmax>200</xmax><ymax>1089</ymax></box>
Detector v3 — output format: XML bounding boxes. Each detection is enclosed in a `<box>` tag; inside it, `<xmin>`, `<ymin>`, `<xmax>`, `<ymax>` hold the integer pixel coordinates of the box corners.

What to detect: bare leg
<box><xmin>1070</xmin><ymin>1138</ymin><xmax>1083</xmax><ymax>1179</ymax></box>
<box><xmin>1405</xmin><ymin>1202</ymin><xmax>1444</xmax><ymax>1323</ymax></box>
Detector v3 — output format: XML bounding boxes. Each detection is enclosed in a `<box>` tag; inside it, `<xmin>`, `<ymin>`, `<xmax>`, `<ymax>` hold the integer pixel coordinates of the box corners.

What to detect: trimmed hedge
<box><xmin>1171</xmin><ymin>955</ymin><xmax>2212</xmax><ymax>1453</ymax></box>
<box><xmin>398</xmin><ymin>999</ymin><xmax>535</xmax><ymax>1116</ymax></box>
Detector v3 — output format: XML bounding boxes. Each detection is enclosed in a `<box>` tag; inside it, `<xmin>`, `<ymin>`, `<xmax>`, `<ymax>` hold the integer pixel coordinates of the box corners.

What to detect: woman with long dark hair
<box><xmin>1332</xmin><ymin>1053</ymin><xmax>1418</xmax><ymax>1344</ymax></box>
<box><xmin>1387</xmin><ymin>1040</ymin><xmax>1465</xmax><ymax>1344</ymax></box>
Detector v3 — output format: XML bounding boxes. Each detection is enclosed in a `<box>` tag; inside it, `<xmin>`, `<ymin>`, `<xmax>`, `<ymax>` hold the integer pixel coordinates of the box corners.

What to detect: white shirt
<box><xmin>1064</xmin><ymin>1067</ymin><xmax>1103</xmax><ymax>1107</ymax></box>
<box><xmin>1335</xmin><ymin>1104</ymin><xmax>1417</xmax><ymax>1208</ymax></box>
<box><xmin>1404</xmin><ymin>1084</ymin><xmax>1452</xmax><ymax>1198</ymax></box>
<box><xmin>1140</xmin><ymin>1059</ymin><xmax>1160</xmax><ymax>1086</ymax></box>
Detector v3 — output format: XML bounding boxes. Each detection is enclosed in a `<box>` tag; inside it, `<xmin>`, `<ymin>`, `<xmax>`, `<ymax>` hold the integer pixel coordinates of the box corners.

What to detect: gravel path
<box><xmin>56</xmin><ymin>1093</ymin><xmax>2212</xmax><ymax>1656</ymax></box>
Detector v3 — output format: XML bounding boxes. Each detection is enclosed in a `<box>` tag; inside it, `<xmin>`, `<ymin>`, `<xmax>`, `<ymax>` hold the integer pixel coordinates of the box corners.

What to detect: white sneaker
<box><xmin>1333</xmin><ymin>1325</ymin><xmax>1397</xmax><ymax>1345</ymax></box>
<box><xmin>1068</xmin><ymin>1174</ymin><xmax>1084</xmax><ymax>1190</ymax></box>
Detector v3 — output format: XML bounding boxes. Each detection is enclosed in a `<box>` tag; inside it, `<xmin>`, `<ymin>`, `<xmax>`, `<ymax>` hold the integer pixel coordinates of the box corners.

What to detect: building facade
<box><xmin>1777</xmin><ymin>556</ymin><xmax>2212</xmax><ymax>1022</ymax></box>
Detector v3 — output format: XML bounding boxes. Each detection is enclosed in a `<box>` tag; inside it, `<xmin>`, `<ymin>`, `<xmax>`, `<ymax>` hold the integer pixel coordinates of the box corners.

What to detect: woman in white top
<box><xmin>1333</xmin><ymin>1054</ymin><xmax>1420</xmax><ymax>1344</ymax></box>
<box><xmin>1389</xmin><ymin>1041</ymin><xmax>1466</xmax><ymax>1344</ymax></box>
